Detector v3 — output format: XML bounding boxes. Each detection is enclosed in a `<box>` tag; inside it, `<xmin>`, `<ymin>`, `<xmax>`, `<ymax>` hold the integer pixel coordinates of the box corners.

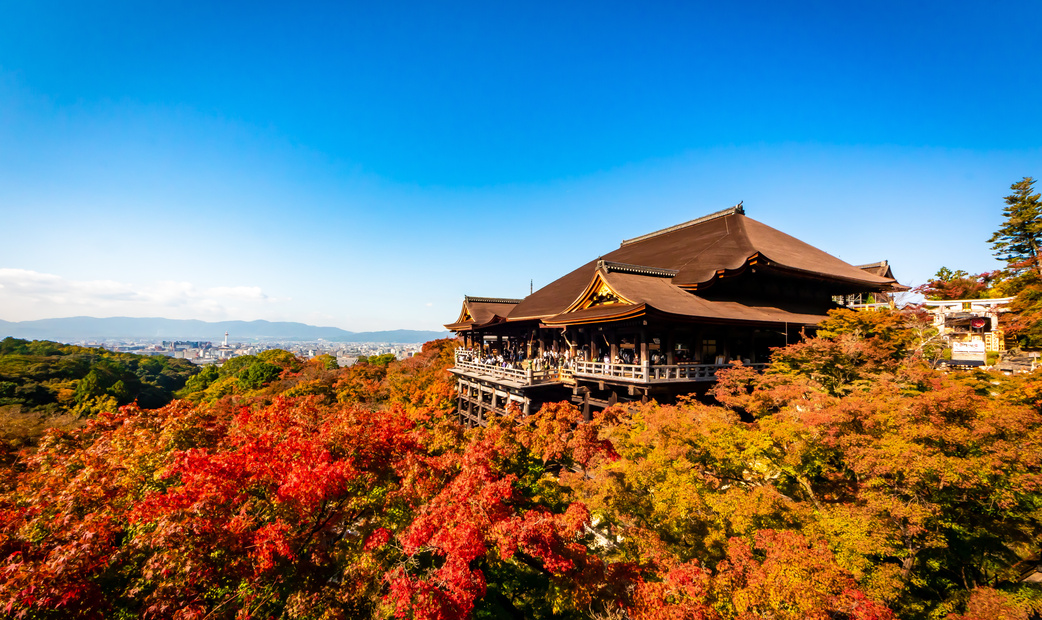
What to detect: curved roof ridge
<box><xmin>619</xmin><ymin>203</ymin><xmax>744</xmax><ymax>247</ymax></box>
<box><xmin>597</xmin><ymin>260</ymin><xmax>679</xmax><ymax>278</ymax></box>
<box><xmin>465</xmin><ymin>295</ymin><xmax>524</xmax><ymax>304</ymax></box>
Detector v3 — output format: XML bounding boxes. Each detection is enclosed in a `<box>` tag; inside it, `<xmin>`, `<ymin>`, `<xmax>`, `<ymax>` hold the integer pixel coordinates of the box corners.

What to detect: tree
<box><xmin>179</xmin><ymin>364</ymin><xmax>219</xmax><ymax>398</ymax></box>
<box><xmin>989</xmin><ymin>177</ymin><xmax>1042</xmax><ymax>278</ymax></box>
<box><xmin>913</xmin><ymin>267</ymin><xmax>996</xmax><ymax>300</ymax></box>
<box><xmin>358</xmin><ymin>353</ymin><xmax>396</xmax><ymax>367</ymax></box>
<box><xmin>310</xmin><ymin>354</ymin><xmax>338</xmax><ymax>370</ymax></box>
<box><xmin>257</xmin><ymin>349</ymin><xmax>302</xmax><ymax>373</ymax></box>
<box><xmin>237</xmin><ymin>359</ymin><xmax>282</xmax><ymax>390</ymax></box>
<box><xmin>986</xmin><ymin>177</ymin><xmax>1042</xmax><ymax>347</ymax></box>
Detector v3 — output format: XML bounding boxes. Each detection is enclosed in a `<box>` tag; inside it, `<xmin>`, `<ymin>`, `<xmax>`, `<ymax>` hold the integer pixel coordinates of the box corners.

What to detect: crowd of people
<box><xmin>456</xmin><ymin>344</ymin><xmax>712</xmax><ymax>371</ymax></box>
<box><xmin>457</xmin><ymin>347</ymin><xmax>568</xmax><ymax>372</ymax></box>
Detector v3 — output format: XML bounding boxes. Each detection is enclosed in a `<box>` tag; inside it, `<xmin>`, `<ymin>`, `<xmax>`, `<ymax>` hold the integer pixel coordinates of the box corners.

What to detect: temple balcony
<box><xmin>451</xmin><ymin>350</ymin><xmax>562</xmax><ymax>388</ymax></box>
<box><xmin>451</xmin><ymin>349</ymin><xmax>767</xmax><ymax>388</ymax></box>
<box><xmin>572</xmin><ymin>360</ymin><xmax>767</xmax><ymax>384</ymax></box>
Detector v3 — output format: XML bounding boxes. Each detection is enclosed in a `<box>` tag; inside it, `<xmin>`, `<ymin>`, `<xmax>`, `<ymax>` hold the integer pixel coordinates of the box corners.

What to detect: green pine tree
<box><xmin>989</xmin><ymin>176</ymin><xmax>1042</xmax><ymax>278</ymax></box>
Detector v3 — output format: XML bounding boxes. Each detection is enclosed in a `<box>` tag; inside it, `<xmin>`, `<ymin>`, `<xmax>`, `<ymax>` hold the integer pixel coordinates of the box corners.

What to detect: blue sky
<box><xmin>1</xmin><ymin>1</ymin><xmax>1040</xmax><ymax>331</ymax></box>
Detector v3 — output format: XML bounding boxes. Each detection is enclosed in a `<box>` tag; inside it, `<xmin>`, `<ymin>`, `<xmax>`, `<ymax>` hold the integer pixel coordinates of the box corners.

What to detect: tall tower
<box><xmin>223</xmin><ymin>331</ymin><xmax>229</xmax><ymax>347</ymax></box>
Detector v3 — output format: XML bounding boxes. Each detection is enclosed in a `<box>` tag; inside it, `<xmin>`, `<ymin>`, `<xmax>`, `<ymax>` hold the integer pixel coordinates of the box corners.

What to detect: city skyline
<box><xmin>2</xmin><ymin>2</ymin><xmax>1040</xmax><ymax>331</ymax></box>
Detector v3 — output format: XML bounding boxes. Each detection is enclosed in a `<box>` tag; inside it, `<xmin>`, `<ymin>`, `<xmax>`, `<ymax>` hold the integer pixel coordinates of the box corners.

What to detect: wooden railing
<box><xmin>572</xmin><ymin>360</ymin><xmax>768</xmax><ymax>383</ymax></box>
<box><xmin>453</xmin><ymin>350</ymin><xmax>767</xmax><ymax>385</ymax></box>
<box><xmin>572</xmin><ymin>360</ymin><xmax>646</xmax><ymax>381</ymax></box>
<box><xmin>452</xmin><ymin>351</ymin><xmax>558</xmax><ymax>385</ymax></box>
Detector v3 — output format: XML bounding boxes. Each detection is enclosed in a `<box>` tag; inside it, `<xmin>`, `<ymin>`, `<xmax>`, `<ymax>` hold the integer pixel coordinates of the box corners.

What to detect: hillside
<box><xmin>0</xmin><ymin>337</ymin><xmax>199</xmax><ymax>450</ymax></box>
<box><xmin>0</xmin><ymin>320</ymin><xmax>1040</xmax><ymax>619</ymax></box>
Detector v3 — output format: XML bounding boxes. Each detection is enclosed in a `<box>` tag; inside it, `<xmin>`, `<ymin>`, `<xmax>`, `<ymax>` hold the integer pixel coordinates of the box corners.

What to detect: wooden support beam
<box><xmin>640</xmin><ymin>327</ymin><xmax>648</xmax><ymax>365</ymax></box>
<box><xmin>610</xmin><ymin>328</ymin><xmax>618</xmax><ymax>364</ymax></box>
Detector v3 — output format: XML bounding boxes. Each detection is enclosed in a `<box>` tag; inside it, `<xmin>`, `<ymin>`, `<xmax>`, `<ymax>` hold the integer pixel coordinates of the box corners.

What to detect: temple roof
<box><xmin>444</xmin><ymin>296</ymin><xmax>523</xmax><ymax>331</ymax></box>
<box><xmin>539</xmin><ymin>261</ymin><xmax>835</xmax><ymax>327</ymax></box>
<box><xmin>856</xmin><ymin>260</ymin><xmax>910</xmax><ymax>290</ymax></box>
<box><xmin>507</xmin><ymin>206</ymin><xmax>906</xmax><ymax>323</ymax></box>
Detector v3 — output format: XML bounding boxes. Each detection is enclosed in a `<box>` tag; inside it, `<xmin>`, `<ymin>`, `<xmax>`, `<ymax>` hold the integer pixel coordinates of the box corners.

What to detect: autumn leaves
<box><xmin>1</xmin><ymin>324</ymin><xmax>1041</xmax><ymax>618</ymax></box>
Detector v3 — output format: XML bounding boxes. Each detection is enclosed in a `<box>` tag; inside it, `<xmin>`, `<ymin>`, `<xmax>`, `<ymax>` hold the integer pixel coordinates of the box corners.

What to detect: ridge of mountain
<box><xmin>0</xmin><ymin>316</ymin><xmax>450</xmax><ymax>344</ymax></box>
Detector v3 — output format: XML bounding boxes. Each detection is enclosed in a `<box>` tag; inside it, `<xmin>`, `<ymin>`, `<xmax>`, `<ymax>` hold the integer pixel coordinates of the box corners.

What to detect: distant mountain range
<box><xmin>0</xmin><ymin>317</ymin><xmax>451</xmax><ymax>344</ymax></box>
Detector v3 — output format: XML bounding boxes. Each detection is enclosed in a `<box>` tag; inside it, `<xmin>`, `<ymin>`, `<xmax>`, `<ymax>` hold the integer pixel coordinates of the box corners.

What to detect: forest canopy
<box><xmin>0</xmin><ymin>320</ymin><xmax>1039</xmax><ymax>620</ymax></box>
<box><xmin>0</xmin><ymin>337</ymin><xmax>199</xmax><ymax>450</ymax></box>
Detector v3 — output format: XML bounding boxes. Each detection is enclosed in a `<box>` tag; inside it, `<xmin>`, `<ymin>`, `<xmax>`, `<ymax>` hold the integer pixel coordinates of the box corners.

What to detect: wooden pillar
<box><xmin>582</xmin><ymin>389</ymin><xmax>591</xmax><ymax>422</ymax></box>
<box><xmin>695</xmin><ymin>326</ymin><xmax>704</xmax><ymax>363</ymax></box>
<box><xmin>638</xmin><ymin>327</ymin><xmax>650</xmax><ymax>380</ymax></box>
<box><xmin>666</xmin><ymin>330</ymin><xmax>675</xmax><ymax>365</ymax></box>
<box><xmin>610</xmin><ymin>329</ymin><xmax>618</xmax><ymax>363</ymax></box>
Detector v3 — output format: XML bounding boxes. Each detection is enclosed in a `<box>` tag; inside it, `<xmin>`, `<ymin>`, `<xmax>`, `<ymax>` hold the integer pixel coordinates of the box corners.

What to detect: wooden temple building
<box><xmin>446</xmin><ymin>205</ymin><xmax>907</xmax><ymax>425</ymax></box>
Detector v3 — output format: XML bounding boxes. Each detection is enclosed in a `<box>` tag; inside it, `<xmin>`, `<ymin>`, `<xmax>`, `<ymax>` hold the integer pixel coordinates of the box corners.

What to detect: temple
<box><xmin>446</xmin><ymin>205</ymin><xmax>908</xmax><ymax>425</ymax></box>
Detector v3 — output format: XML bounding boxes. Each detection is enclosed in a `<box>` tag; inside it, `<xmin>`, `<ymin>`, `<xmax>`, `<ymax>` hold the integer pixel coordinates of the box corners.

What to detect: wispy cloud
<box><xmin>0</xmin><ymin>268</ymin><xmax>286</xmax><ymax>322</ymax></box>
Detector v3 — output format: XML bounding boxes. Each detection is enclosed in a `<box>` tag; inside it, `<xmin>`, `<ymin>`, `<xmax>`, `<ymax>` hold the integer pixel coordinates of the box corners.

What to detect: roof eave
<box><xmin>542</xmin><ymin>304</ymin><xmax>649</xmax><ymax>326</ymax></box>
<box><xmin>679</xmin><ymin>258</ymin><xmax>905</xmax><ymax>293</ymax></box>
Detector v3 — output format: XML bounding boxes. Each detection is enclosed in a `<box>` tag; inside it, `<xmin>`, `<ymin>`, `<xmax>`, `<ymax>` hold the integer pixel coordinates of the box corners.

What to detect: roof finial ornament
<box><xmin>735</xmin><ymin>200</ymin><xmax>744</xmax><ymax>214</ymax></box>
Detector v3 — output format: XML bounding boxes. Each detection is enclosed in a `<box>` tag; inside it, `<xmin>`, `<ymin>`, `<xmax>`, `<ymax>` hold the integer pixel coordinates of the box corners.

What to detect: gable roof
<box><xmin>445</xmin><ymin>296</ymin><xmax>523</xmax><ymax>331</ymax></box>
<box><xmin>539</xmin><ymin>260</ymin><xmax>836</xmax><ymax>327</ymax></box>
<box><xmin>508</xmin><ymin>206</ymin><xmax>905</xmax><ymax>322</ymax></box>
<box><xmin>855</xmin><ymin>260</ymin><xmax>910</xmax><ymax>291</ymax></box>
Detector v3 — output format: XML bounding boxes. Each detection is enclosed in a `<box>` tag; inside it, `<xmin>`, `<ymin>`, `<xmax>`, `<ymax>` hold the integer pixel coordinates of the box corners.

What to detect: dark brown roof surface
<box><xmin>509</xmin><ymin>207</ymin><xmax>902</xmax><ymax>322</ymax></box>
<box><xmin>541</xmin><ymin>268</ymin><xmax>830</xmax><ymax>327</ymax></box>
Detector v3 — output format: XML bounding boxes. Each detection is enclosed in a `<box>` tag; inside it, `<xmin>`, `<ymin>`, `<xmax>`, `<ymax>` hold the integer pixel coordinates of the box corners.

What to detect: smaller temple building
<box><xmin>446</xmin><ymin>205</ymin><xmax>908</xmax><ymax>425</ymax></box>
<box><xmin>922</xmin><ymin>297</ymin><xmax>1013</xmax><ymax>365</ymax></box>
